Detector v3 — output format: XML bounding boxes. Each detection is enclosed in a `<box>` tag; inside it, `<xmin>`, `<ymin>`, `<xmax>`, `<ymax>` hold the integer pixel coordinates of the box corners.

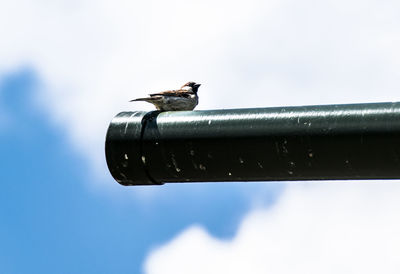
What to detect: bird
<box><xmin>130</xmin><ymin>82</ymin><xmax>201</xmax><ymax>111</ymax></box>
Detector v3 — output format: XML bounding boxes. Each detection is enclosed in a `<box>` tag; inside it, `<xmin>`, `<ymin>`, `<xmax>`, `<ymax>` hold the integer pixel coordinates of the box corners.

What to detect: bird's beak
<box><xmin>194</xmin><ymin>84</ymin><xmax>201</xmax><ymax>88</ymax></box>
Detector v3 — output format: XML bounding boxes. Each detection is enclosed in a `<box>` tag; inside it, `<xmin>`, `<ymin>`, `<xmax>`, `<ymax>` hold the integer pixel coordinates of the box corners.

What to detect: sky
<box><xmin>1</xmin><ymin>0</ymin><xmax>400</xmax><ymax>273</ymax></box>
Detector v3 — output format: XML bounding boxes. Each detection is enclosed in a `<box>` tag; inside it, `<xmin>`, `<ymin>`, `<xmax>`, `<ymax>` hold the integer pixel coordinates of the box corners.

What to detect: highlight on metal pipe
<box><xmin>105</xmin><ymin>102</ymin><xmax>400</xmax><ymax>186</ymax></box>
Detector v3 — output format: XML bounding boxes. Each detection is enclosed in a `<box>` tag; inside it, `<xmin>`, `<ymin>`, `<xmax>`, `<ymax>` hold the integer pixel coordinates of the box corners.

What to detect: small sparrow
<box><xmin>130</xmin><ymin>82</ymin><xmax>201</xmax><ymax>111</ymax></box>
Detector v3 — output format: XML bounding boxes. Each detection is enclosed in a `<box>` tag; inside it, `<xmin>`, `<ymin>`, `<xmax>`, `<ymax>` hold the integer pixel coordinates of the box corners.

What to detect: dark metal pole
<box><xmin>105</xmin><ymin>102</ymin><xmax>400</xmax><ymax>186</ymax></box>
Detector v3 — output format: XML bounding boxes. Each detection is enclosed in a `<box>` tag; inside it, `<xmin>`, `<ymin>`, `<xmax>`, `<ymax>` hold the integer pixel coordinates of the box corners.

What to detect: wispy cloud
<box><xmin>145</xmin><ymin>182</ymin><xmax>400</xmax><ymax>273</ymax></box>
<box><xmin>1</xmin><ymin>0</ymin><xmax>400</xmax><ymax>180</ymax></box>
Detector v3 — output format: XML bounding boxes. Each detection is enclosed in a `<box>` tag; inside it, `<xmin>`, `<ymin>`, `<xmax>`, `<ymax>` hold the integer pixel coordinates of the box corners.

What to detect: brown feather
<box><xmin>149</xmin><ymin>89</ymin><xmax>193</xmax><ymax>97</ymax></box>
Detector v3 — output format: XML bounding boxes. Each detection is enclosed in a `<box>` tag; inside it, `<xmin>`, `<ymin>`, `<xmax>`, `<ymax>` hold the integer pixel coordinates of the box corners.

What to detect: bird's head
<box><xmin>182</xmin><ymin>81</ymin><xmax>201</xmax><ymax>93</ymax></box>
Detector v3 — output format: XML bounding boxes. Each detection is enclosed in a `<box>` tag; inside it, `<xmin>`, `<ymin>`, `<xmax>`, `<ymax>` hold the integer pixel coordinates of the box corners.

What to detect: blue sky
<box><xmin>2</xmin><ymin>0</ymin><xmax>400</xmax><ymax>273</ymax></box>
<box><xmin>0</xmin><ymin>68</ymin><xmax>282</xmax><ymax>273</ymax></box>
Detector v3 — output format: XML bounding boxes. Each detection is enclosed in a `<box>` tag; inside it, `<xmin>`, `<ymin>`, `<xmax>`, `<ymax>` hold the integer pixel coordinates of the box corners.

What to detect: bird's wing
<box><xmin>149</xmin><ymin>89</ymin><xmax>192</xmax><ymax>98</ymax></box>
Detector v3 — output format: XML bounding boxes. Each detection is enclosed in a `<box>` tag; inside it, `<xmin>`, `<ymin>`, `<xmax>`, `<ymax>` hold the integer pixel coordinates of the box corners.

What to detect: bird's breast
<box><xmin>161</xmin><ymin>94</ymin><xmax>198</xmax><ymax>111</ymax></box>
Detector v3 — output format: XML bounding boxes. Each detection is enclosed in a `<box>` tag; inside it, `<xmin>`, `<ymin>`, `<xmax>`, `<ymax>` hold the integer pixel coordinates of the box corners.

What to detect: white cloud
<box><xmin>1</xmin><ymin>0</ymin><xmax>400</xmax><ymax>182</ymax></box>
<box><xmin>3</xmin><ymin>0</ymin><xmax>400</xmax><ymax>270</ymax></box>
<box><xmin>145</xmin><ymin>182</ymin><xmax>400</xmax><ymax>274</ymax></box>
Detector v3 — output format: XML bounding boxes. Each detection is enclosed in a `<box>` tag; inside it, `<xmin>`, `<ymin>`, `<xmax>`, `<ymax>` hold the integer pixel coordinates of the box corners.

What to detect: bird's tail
<box><xmin>129</xmin><ymin>97</ymin><xmax>155</xmax><ymax>102</ymax></box>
